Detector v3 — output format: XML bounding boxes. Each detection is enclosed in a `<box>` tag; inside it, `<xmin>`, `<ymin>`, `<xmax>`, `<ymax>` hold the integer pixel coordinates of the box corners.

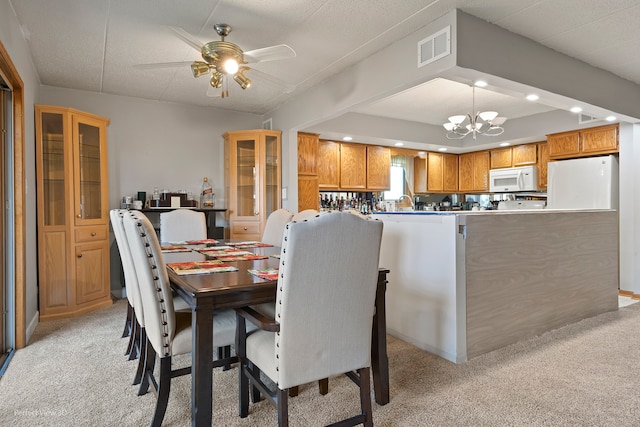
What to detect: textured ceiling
<box><xmin>9</xmin><ymin>0</ymin><xmax>640</xmax><ymax>123</ymax></box>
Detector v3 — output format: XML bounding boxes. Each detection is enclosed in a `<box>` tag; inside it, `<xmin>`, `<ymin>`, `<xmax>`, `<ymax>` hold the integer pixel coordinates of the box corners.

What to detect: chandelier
<box><xmin>443</xmin><ymin>86</ymin><xmax>507</xmax><ymax>140</ymax></box>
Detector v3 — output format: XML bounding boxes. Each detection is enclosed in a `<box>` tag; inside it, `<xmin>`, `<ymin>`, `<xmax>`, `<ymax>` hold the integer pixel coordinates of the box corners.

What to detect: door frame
<box><xmin>0</xmin><ymin>41</ymin><xmax>26</xmax><ymax>349</ymax></box>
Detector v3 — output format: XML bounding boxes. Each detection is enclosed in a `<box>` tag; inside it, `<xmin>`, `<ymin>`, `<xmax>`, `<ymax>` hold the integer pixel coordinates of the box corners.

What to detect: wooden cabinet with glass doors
<box><xmin>35</xmin><ymin>105</ymin><xmax>111</xmax><ymax>321</ymax></box>
<box><xmin>224</xmin><ymin>130</ymin><xmax>281</xmax><ymax>240</ymax></box>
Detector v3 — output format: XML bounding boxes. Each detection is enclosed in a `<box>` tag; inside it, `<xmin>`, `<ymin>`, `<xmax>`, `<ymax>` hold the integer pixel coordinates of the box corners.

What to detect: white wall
<box><xmin>38</xmin><ymin>86</ymin><xmax>262</xmax><ymax>210</ymax></box>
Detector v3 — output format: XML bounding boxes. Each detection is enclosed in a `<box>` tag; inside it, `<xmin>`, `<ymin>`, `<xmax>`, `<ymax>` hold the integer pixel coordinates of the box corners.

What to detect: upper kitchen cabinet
<box><xmin>340</xmin><ymin>143</ymin><xmax>367</xmax><ymax>189</ymax></box>
<box><xmin>490</xmin><ymin>144</ymin><xmax>537</xmax><ymax>169</ymax></box>
<box><xmin>536</xmin><ymin>142</ymin><xmax>549</xmax><ymax>190</ymax></box>
<box><xmin>297</xmin><ymin>132</ymin><xmax>319</xmax><ymax>211</ymax></box>
<box><xmin>366</xmin><ymin>146</ymin><xmax>391</xmax><ymax>190</ymax></box>
<box><xmin>414</xmin><ymin>155</ymin><xmax>428</xmax><ymax>194</ymax></box>
<box><xmin>35</xmin><ymin>105</ymin><xmax>111</xmax><ymax>321</ymax></box>
<box><xmin>490</xmin><ymin>147</ymin><xmax>512</xmax><ymax>169</ymax></box>
<box><xmin>459</xmin><ymin>151</ymin><xmax>490</xmax><ymax>192</ymax></box>
<box><xmin>547</xmin><ymin>124</ymin><xmax>618</xmax><ymax>160</ymax></box>
<box><xmin>422</xmin><ymin>152</ymin><xmax>458</xmax><ymax>193</ymax></box>
<box><xmin>318</xmin><ymin>140</ymin><xmax>341</xmax><ymax>189</ymax></box>
<box><xmin>224</xmin><ymin>130</ymin><xmax>281</xmax><ymax>240</ymax></box>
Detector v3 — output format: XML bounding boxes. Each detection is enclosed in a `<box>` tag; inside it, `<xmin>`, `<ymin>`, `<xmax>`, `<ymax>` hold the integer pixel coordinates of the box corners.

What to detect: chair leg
<box><xmin>127</xmin><ymin>318</ymin><xmax>141</xmax><ymax>360</ymax></box>
<box><xmin>219</xmin><ymin>345</ymin><xmax>232</xmax><ymax>371</ymax></box>
<box><xmin>249</xmin><ymin>362</ymin><xmax>261</xmax><ymax>403</ymax></box>
<box><xmin>359</xmin><ymin>367</ymin><xmax>373</xmax><ymax>427</ymax></box>
<box><xmin>133</xmin><ymin>328</ymin><xmax>147</xmax><ymax>386</ymax></box>
<box><xmin>122</xmin><ymin>302</ymin><xmax>133</xmax><ymax>338</ymax></box>
<box><xmin>288</xmin><ymin>386</ymin><xmax>298</xmax><ymax>397</ymax></box>
<box><xmin>238</xmin><ymin>359</ymin><xmax>250</xmax><ymax>418</ymax></box>
<box><xmin>150</xmin><ymin>357</ymin><xmax>172</xmax><ymax>427</ymax></box>
<box><xmin>138</xmin><ymin>340</ymin><xmax>156</xmax><ymax>396</ymax></box>
<box><xmin>276</xmin><ymin>388</ymin><xmax>289</xmax><ymax>427</ymax></box>
<box><xmin>318</xmin><ymin>378</ymin><xmax>329</xmax><ymax>395</ymax></box>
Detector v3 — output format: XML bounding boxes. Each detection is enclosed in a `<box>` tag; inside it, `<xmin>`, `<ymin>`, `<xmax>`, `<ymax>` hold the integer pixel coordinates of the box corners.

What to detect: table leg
<box><xmin>371</xmin><ymin>270</ymin><xmax>389</xmax><ymax>405</ymax></box>
<box><xmin>192</xmin><ymin>306</ymin><xmax>214</xmax><ymax>426</ymax></box>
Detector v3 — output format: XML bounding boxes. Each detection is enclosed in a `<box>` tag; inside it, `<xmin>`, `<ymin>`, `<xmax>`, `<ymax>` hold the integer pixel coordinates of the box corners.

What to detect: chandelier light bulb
<box><xmin>479</xmin><ymin>111</ymin><xmax>498</xmax><ymax>122</ymax></box>
<box><xmin>448</xmin><ymin>115</ymin><xmax>466</xmax><ymax>125</ymax></box>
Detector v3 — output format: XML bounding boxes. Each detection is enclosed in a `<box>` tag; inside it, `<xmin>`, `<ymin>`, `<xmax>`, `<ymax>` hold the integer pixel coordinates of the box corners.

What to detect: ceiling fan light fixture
<box><xmin>234</xmin><ymin>70</ymin><xmax>251</xmax><ymax>90</ymax></box>
<box><xmin>191</xmin><ymin>61</ymin><xmax>211</xmax><ymax>77</ymax></box>
<box><xmin>222</xmin><ymin>58</ymin><xmax>239</xmax><ymax>75</ymax></box>
<box><xmin>210</xmin><ymin>72</ymin><xmax>223</xmax><ymax>88</ymax></box>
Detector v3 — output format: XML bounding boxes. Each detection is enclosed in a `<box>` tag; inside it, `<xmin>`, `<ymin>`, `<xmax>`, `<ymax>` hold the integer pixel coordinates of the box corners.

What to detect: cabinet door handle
<box><xmin>91</xmin><ymin>232</ymin><xmax>96</xmax><ymax>237</ymax></box>
<box><xmin>77</xmin><ymin>214</ymin><xmax>82</xmax><ymax>218</ymax></box>
<box><xmin>243</xmin><ymin>227</ymin><xmax>248</xmax><ymax>231</ymax></box>
<box><xmin>77</xmin><ymin>253</ymin><xmax>82</xmax><ymax>258</ymax></box>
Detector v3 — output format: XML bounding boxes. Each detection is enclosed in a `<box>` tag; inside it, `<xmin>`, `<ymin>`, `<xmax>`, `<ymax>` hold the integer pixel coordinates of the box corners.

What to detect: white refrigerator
<box><xmin>546</xmin><ymin>155</ymin><xmax>619</xmax><ymax>210</ymax></box>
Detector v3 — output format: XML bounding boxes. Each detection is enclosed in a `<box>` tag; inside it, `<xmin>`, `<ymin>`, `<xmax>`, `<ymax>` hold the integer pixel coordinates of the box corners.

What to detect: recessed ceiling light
<box><xmin>499</xmin><ymin>142</ymin><xmax>510</xmax><ymax>147</ymax></box>
<box><xmin>342</xmin><ymin>136</ymin><xmax>353</xmax><ymax>141</ymax></box>
<box><xmin>570</xmin><ymin>107</ymin><xmax>582</xmax><ymax>113</ymax></box>
<box><xmin>526</xmin><ymin>94</ymin><xmax>539</xmax><ymax>101</ymax></box>
<box><xmin>605</xmin><ymin>115</ymin><xmax>616</xmax><ymax>122</ymax></box>
<box><xmin>474</xmin><ymin>80</ymin><xmax>488</xmax><ymax>87</ymax></box>
<box><xmin>394</xmin><ymin>142</ymin><xmax>404</xmax><ymax>147</ymax></box>
<box><xmin>438</xmin><ymin>147</ymin><xmax>447</xmax><ymax>152</ymax></box>
<box><xmin>417</xmin><ymin>151</ymin><xmax>425</xmax><ymax>155</ymax></box>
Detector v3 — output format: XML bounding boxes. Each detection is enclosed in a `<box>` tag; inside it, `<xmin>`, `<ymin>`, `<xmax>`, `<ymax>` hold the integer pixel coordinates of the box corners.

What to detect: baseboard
<box><xmin>618</xmin><ymin>290</ymin><xmax>640</xmax><ymax>300</ymax></box>
<box><xmin>26</xmin><ymin>310</ymin><xmax>39</xmax><ymax>344</ymax></box>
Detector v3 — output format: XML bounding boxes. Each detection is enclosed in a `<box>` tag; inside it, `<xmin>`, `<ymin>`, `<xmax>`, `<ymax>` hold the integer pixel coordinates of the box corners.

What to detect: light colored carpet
<box><xmin>2</xmin><ymin>298</ymin><xmax>640</xmax><ymax>426</ymax></box>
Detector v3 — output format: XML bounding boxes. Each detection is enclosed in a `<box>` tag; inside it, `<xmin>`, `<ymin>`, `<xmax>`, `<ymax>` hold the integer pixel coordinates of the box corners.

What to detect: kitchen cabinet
<box><xmin>536</xmin><ymin>142</ymin><xmax>549</xmax><ymax>190</ymax></box>
<box><xmin>459</xmin><ymin>151</ymin><xmax>490</xmax><ymax>192</ymax></box>
<box><xmin>490</xmin><ymin>144</ymin><xmax>537</xmax><ymax>169</ymax></box>
<box><xmin>414</xmin><ymin>155</ymin><xmax>428</xmax><ymax>193</ymax></box>
<box><xmin>35</xmin><ymin>105</ymin><xmax>111</xmax><ymax>320</ymax></box>
<box><xmin>423</xmin><ymin>152</ymin><xmax>458</xmax><ymax>192</ymax></box>
<box><xmin>490</xmin><ymin>147</ymin><xmax>512</xmax><ymax>169</ymax></box>
<box><xmin>224</xmin><ymin>129</ymin><xmax>281</xmax><ymax>240</ymax></box>
<box><xmin>297</xmin><ymin>132</ymin><xmax>318</xmax><ymax>175</ymax></box>
<box><xmin>512</xmin><ymin>144</ymin><xmax>537</xmax><ymax>166</ymax></box>
<box><xmin>547</xmin><ymin>124</ymin><xmax>618</xmax><ymax>159</ymax></box>
<box><xmin>366</xmin><ymin>146</ymin><xmax>391</xmax><ymax>190</ymax></box>
<box><xmin>318</xmin><ymin>140</ymin><xmax>340</xmax><ymax>189</ymax></box>
<box><xmin>473</xmin><ymin>151</ymin><xmax>491</xmax><ymax>191</ymax></box>
<box><xmin>427</xmin><ymin>153</ymin><xmax>443</xmax><ymax>191</ymax></box>
<box><xmin>340</xmin><ymin>143</ymin><xmax>367</xmax><ymax>189</ymax></box>
<box><xmin>297</xmin><ymin>132</ymin><xmax>319</xmax><ymax>211</ymax></box>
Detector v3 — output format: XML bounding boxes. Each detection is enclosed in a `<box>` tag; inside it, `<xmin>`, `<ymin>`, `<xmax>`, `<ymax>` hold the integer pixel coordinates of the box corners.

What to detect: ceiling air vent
<box><xmin>579</xmin><ymin>113</ymin><xmax>599</xmax><ymax>124</ymax></box>
<box><xmin>418</xmin><ymin>26</ymin><xmax>451</xmax><ymax>68</ymax></box>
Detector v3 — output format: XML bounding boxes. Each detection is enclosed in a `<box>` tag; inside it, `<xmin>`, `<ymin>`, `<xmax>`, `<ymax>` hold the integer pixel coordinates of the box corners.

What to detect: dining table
<box><xmin>164</xmin><ymin>240</ymin><xmax>390</xmax><ymax>427</ymax></box>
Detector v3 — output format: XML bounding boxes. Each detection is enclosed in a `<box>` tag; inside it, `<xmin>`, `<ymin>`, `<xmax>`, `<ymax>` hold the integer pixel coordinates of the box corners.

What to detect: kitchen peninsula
<box><xmin>373</xmin><ymin>209</ymin><xmax>618</xmax><ymax>363</ymax></box>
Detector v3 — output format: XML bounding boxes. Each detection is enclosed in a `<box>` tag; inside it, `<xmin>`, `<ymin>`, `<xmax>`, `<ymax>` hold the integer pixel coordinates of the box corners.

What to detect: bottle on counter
<box><xmin>200</xmin><ymin>177</ymin><xmax>214</xmax><ymax>208</ymax></box>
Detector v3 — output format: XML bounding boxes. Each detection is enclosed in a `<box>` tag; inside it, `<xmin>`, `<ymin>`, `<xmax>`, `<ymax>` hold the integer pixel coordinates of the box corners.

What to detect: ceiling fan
<box><xmin>136</xmin><ymin>24</ymin><xmax>296</xmax><ymax>98</ymax></box>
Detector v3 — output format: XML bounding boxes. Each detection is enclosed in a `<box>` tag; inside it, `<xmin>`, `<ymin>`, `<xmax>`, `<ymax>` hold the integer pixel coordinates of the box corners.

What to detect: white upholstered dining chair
<box><xmin>123</xmin><ymin>210</ymin><xmax>238</xmax><ymax>427</ymax></box>
<box><xmin>290</xmin><ymin>208</ymin><xmax>318</xmax><ymax>222</ymax></box>
<box><xmin>261</xmin><ymin>208</ymin><xmax>293</xmax><ymax>246</ymax></box>
<box><xmin>235</xmin><ymin>211</ymin><xmax>383</xmax><ymax>427</ymax></box>
<box><xmin>159</xmin><ymin>209</ymin><xmax>207</xmax><ymax>242</ymax></box>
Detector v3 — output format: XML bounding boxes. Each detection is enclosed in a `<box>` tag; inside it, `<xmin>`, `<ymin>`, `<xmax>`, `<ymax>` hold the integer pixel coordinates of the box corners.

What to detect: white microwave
<box><xmin>489</xmin><ymin>166</ymin><xmax>538</xmax><ymax>193</ymax></box>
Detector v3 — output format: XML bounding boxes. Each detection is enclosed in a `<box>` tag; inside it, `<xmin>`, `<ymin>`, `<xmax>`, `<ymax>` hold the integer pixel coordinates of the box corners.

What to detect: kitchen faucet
<box><xmin>397</xmin><ymin>194</ymin><xmax>414</xmax><ymax>210</ymax></box>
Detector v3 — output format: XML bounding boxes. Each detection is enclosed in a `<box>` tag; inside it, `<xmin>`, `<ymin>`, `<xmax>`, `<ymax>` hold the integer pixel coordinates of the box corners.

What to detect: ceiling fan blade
<box><xmin>244</xmin><ymin>44</ymin><xmax>296</xmax><ymax>63</ymax></box>
<box><xmin>247</xmin><ymin>68</ymin><xmax>296</xmax><ymax>93</ymax></box>
<box><xmin>167</xmin><ymin>26</ymin><xmax>204</xmax><ymax>52</ymax></box>
<box><xmin>133</xmin><ymin>61</ymin><xmax>192</xmax><ymax>70</ymax></box>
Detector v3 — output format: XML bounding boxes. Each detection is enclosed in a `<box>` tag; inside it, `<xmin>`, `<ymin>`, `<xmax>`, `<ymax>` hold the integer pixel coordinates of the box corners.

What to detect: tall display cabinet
<box><xmin>35</xmin><ymin>105</ymin><xmax>111</xmax><ymax>321</ymax></box>
<box><xmin>224</xmin><ymin>130</ymin><xmax>281</xmax><ymax>240</ymax></box>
